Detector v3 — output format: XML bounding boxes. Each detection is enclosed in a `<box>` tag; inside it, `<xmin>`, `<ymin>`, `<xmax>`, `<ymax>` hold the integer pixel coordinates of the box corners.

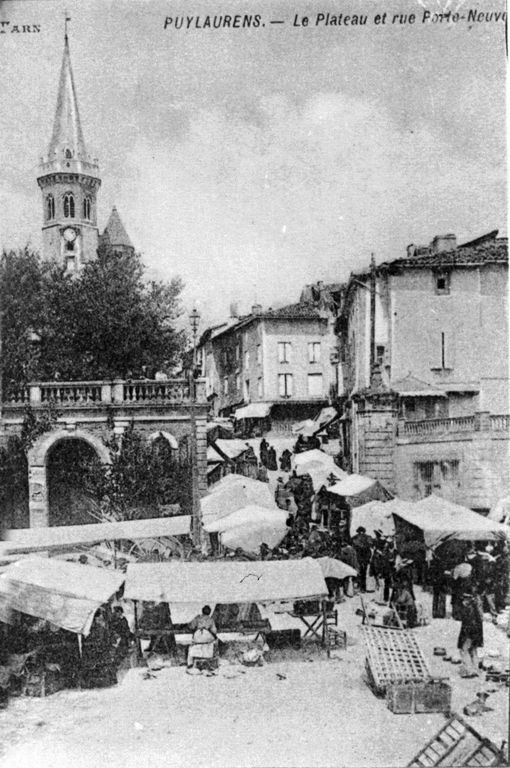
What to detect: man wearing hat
<box><xmin>352</xmin><ymin>526</ymin><xmax>373</xmax><ymax>592</ymax></box>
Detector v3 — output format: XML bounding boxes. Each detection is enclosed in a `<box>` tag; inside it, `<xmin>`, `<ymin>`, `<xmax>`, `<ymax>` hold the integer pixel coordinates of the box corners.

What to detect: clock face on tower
<box><xmin>63</xmin><ymin>227</ymin><xmax>77</xmax><ymax>243</ymax></box>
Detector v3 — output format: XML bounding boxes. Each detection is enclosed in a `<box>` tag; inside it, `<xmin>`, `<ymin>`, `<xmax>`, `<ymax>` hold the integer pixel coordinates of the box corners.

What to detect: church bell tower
<box><xmin>37</xmin><ymin>31</ymin><xmax>101</xmax><ymax>272</ymax></box>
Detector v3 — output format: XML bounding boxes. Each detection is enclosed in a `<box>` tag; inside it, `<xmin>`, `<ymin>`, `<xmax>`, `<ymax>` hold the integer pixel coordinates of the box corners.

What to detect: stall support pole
<box><xmin>133</xmin><ymin>601</ymin><xmax>142</xmax><ymax>662</ymax></box>
<box><xmin>322</xmin><ymin>600</ymin><xmax>330</xmax><ymax>658</ymax></box>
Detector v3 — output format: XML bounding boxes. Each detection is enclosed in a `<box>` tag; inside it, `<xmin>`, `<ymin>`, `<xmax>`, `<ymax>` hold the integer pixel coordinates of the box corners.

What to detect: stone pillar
<box><xmin>353</xmin><ymin>388</ymin><xmax>399</xmax><ymax>494</ymax></box>
<box><xmin>28</xmin><ymin>465</ymin><xmax>49</xmax><ymax>527</ymax></box>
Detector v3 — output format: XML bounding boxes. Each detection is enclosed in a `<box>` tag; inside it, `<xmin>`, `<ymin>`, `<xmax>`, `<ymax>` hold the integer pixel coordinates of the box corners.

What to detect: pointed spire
<box><xmin>100</xmin><ymin>206</ymin><xmax>134</xmax><ymax>254</ymax></box>
<box><xmin>48</xmin><ymin>33</ymin><xmax>88</xmax><ymax>161</ymax></box>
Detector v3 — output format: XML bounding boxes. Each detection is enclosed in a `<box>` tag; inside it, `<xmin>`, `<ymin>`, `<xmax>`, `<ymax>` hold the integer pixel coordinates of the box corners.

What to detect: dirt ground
<box><xmin>1</xmin><ymin>589</ymin><xmax>508</xmax><ymax>768</ymax></box>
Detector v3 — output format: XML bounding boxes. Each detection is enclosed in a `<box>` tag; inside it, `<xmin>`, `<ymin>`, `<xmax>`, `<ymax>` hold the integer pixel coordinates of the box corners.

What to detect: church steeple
<box><xmin>37</xmin><ymin>31</ymin><xmax>101</xmax><ymax>271</ymax></box>
<box><xmin>99</xmin><ymin>207</ymin><xmax>135</xmax><ymax>257</ymax></box>
<box><xmin>47</xmin><ymin>32</ymin><xmax>90</xmax><ymax>171</ymax></box>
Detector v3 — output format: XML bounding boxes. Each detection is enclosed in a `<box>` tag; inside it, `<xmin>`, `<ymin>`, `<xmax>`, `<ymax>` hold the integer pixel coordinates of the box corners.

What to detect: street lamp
<box><xmin>188</xmin><ymin>308</ymin><xmax>201</xmax><ymax>548</ymax></box>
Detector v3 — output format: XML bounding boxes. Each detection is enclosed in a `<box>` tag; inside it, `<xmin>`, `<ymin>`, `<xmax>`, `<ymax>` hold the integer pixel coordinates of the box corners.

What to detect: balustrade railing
<box><xmin>4</xmin><ymin>378</ymin><xmax>204</xmax><ymax>407</ymax></box>
<box><xmin>490</xmin><ymin>414</ymin><xmax>510</xmax><ymax>431</ymax></box>
<box><xmin>402</xmin><ymin>415</ymin><xmax>475</xmax><ymax>436</ymax></box>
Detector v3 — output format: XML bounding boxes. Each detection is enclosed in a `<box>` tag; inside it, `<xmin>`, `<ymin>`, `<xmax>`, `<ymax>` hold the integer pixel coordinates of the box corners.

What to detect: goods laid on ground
<box><xmin>407</xmin><ymin>714</ymin><xmax>505</xmax><ymax>767</ymax></box>
<box><xmin>386</xmin><ymin>678</ymin><xmax>451</xmax><ymax>715</ymax></box>
<box><xmin>362</xmin><ymin>625</ymin><xmax>431</xmax><ymax>696</ymax></box>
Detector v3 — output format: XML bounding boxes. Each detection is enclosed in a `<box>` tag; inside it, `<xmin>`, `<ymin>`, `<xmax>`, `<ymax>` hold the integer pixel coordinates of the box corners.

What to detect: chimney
<box><xmin>406</xmin><ymin>244</ymin><xmax>416</xmax><ymax>258</ymax></box>
<box><xmin>251</xmin><ymin>303</ymin><xmax>262</xmax><ymax>315</ymax></box>
<box><xmin>431</xmin><ymin>234</ymin><xmax>457</xmax><ymax>253</ymax></box>
<box><xmin>229</xmin><ymin>302</ymin><xmax>239</xmax><ymax>319</ymax></box>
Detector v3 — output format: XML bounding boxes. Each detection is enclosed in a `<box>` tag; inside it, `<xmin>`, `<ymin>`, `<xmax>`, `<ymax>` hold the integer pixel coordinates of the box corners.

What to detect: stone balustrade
<box><xmin>401</xmin><ymin>412</ymin><xmax>509</xmax><ymax>437</ymax></box>
<box><xmin>4</xmin><ymin>378</ymin><xmax>207</xmax><ymax>407</ymax></box>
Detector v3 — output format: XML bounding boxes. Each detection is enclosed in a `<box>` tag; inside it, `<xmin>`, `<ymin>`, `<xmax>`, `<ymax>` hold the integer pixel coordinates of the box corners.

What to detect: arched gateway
<box><xmin>27</xmin><ymin>429</ymin><xmax>111</xmax><ymax>528</ymax></box>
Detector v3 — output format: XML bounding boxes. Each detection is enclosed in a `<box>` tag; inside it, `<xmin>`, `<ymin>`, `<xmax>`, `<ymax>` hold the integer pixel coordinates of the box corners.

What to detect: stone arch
<box><xmin>27</xmin><ymin>429</ymin><xmax>111</xmax><ymax>528</ymax></box>
<box><xmin>147</xmin><ymin>430</ymin><xmax>179</xmax><ymax>450</ymax></box>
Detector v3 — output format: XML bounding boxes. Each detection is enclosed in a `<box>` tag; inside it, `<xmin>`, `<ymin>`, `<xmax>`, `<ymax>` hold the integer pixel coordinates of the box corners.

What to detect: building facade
<box><xmin>336</xmin><ymin>231</ymin><xmax>509</xmax><ymax>510</ymax></box>
<box><xmin>198</xmin><ymin>303</ymin><xmax>336</xmax><ymax>430</ymax></box>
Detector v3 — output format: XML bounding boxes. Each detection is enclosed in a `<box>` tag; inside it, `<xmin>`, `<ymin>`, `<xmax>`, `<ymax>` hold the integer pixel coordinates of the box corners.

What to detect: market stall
<box><xmin>0</xmin><ymin>556</ymin><xmax>125</xmax><ymax>635</ymax></box>
<box><xmin>204</xmin><ymin>504</ymin><xmax>288</xmax><ymax>553</ymax></box>
<box><xmin>233</xmin><ymin>403</ymin><xmax>272</xmax><ymax>437</ymax></box>
<box><xmin>315</xmin><ymin>474</ymin><xmax>392</xmax><ymax>535</ymax></box>
<box><xmin>392</xmin><ymin>494</ymin><xmax>508</xmax><ymax>551</ymax></box>
<box><xmin>124</xmin><ymin>558</ymin><xmax>333</xmax><ymax>656</ymax></box>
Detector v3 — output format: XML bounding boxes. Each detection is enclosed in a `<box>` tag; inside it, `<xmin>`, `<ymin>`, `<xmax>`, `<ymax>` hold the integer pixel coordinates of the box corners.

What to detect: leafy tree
<box><xmin>82</xmin><ymin>426</ymin><xmax>191</xmax><ymax>521</ymax></box>
<box><xmin>0</xmin><ymin>248</ymin><xmax>187</xmax><ymax>391</ymax></box>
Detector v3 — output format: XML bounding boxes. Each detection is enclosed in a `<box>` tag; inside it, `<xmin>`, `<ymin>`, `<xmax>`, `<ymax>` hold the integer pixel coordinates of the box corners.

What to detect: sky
<box><xmin>0</xmin><ymin>0</ymin><xmax>506</xmax><ymax>329</ymax></box>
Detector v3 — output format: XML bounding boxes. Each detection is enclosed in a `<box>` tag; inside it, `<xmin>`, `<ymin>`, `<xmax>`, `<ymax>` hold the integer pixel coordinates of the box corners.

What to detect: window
<box><xmin>244</xmin><ymin>379</ymin><xmax>250</xmax><ymax>400</ymax></box>
<box><xmin>244</xmin><ymin>350</ymin><xmax>249</xmax><ymax>369</ymax></box>
<box><xmin>308</xmin><ymin>342</ymin><xmax>321</xmax><ymax>364</ymax></box>
<box><xmin>278</xmin><ymin>373</ymin><xmax>293</xmax><ymax>398</ymax></box>
<box><xmin>46</xmin><ymin>194</ymin><xmax>55</xmax><ymax>221</ymax></box>
<box><xmin>235</xmin><ymin>374</ymin><xmax>240</xmax><ymax>392</ymax></box>
<box><xmin>414</xmin><ymin>460</ymin><xmax>459</xmax><ymax>499</ymax></box>
<box><xmin>223</xmin><ymin>378</ymin><xmax>228</xmax><ymax>395</ymax></box>
<box><xmin>83</xmin><ymin>196</ymin><xmax>91</xmax><ymax>220</ymax></box>
<box><xmin>65</xmin><ymin>148</ymin><xmax>73</xmax><ymax>159</ymax></box>
<box><xmin>257</xmin><ymin>377</ymin><xmax>263</xmax><ymax>398</ymax></box>
<box><xmin>435</xmin><ymin>271</ymin><xmax>450</xmax><ymax>295</ymax></box>
<box><xmin>278</xmin><ymin>341</ymin><xmax>291</xmax><ymax>363</ymax></box>
<box><xmin>63</xmin><ymin>192</ymin><xmax>75</xmax><ymax>218</ymax></box>
<box><xmin>376</xmin><ymin>345</ymin><xmax>386</xmax><ymax>366</ymax></box>
<box><xmin>256</xmin><ymin>344</ymin><xmax>262</xmax><ymax>365</ymax></box>
<box><xmin>307</xmin><ymin>373</ymin><xmax>323</xmax><ymax>397</ymax></box>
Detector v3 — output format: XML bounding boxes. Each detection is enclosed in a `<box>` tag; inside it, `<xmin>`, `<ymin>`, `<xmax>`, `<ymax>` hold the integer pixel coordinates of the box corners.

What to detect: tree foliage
<box><xmin>83</xmin><ymin>426</ymin><xmax>191</xmax><ymax>521</ymax></box>
<box><xmin>0</xmin><ymin>248</ymin><xmax>187</xmax><ymax>391</ymax></box>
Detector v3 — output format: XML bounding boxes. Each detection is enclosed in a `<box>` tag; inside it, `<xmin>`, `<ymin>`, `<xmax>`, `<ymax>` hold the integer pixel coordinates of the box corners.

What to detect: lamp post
<box><xmin>188</xmin><ymin>308</ymin><xmax>201</xmax><ymax>548</ymax></box>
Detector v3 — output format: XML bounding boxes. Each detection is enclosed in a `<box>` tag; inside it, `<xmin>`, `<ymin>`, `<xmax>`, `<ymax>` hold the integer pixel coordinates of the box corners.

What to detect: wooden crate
<box><xmin>414</xmin><ymin>679</ymin><xmax>451</xmax><ymax>715</ymax></box>
<box><xmin>362</xmin><ymin>626</ymin><xmax>431</xmax><ymax>695</ymax></box>
<box><xmin>407</xmin><ymin>714</ymin><xmax>505</xmax><ymax>767</ymax></box>
<box><xmin>386</xmin><ymin>679</ymin><xmax>451</xmax><ymax>715</ymax></box>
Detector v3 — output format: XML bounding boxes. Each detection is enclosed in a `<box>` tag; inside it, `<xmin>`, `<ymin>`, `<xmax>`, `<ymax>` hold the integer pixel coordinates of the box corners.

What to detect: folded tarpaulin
<box><xmin>3</xmin><ymin>516</ymin><xmax>191</xmax><ymax>554</ymax></box>
<box><xmin>317</xmin><ymin>556</ymin><xmax>357</xmax><ymax>580</ymax></box>
<box><xmin>124</xmin><ymin>558</ymin><xmax>328</xmax><ymax>604</ymax></box>
<box><xmin>234</xmin><ymin>403</ymin><xmax>271</xmax><ymax>420</ymax></box>
<box><xmin>392</xmin><ymin>494</ymin><xmax>508</xmax><ymax>549</ymax></box>
<box><xmin>0</xmin><ymin>556</ymin><xmax>125</xmax><ymax>635</ymax></box>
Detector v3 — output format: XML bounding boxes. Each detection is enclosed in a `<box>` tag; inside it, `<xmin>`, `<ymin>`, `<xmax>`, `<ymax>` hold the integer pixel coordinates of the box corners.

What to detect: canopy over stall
<box><xmin>204</xmin><ymin>504</ymin><xmax>288</xmax><ymax>552</ymax></box>
<box><xmin>201</xmin><ymin>476</ymin><xmax>274</xmax><ymax>526</ymax></box>
<box><xmin>349</xmin><ymin>498</ymin><xmax>411</xmax><ymax>538</ymax></box>
<box><xmin>317</xmin><ymin>556</ymin><xmax>357</xmax><ymax>580</ymax></box>
<box><xmin>293</xmin><ymin>407</ymin><xmax>338</xmax><ymax>435</ymax></box>
<box><xmin>3</xmin><ymin>516</ymin><xmax>191</xmax><ymax>555</ymax></box>
<box><xmin>234</xmin><ymin>403</ymin><xmax>272</xmax><ymax>421</ymax></box>
<box><xmin>325</xmin><ymin>475</ymin><xmax>392</xmax><ymax>507</ymax></box>
<box><xmin>124</xmin><ymin>558</ymin><xmax>327</xmax><ymax>604</ymax></box>
<box><xmin>0</xmin><ymin>557</ymin><xmax>125</xmax><ymax>635</ymax></box>
<box><xmin>392</xmin><ymin>494</ymin><xmax>507</xmax><ymax>550</ymax></box>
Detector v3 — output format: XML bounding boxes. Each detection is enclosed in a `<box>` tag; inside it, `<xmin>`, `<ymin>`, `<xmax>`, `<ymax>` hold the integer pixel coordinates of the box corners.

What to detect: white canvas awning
<box><xmin>214</xmin><ymin>439</ymin><xmax>251</xmax><ymax>459</ymax></box>
<box><xmin>326</xmin><ymin>474</ymin><xmax>377</xmax><ymax>497</ymax></box>
<box><xmin>3</xmin><ymin>516</ymin><xmax>191</xmax><ymax>554</ymax></box>
<box><xmin>0</xmin><ymin>557</ymin><xmax>125</xmax><ymax>635</ymax></box>
<box><xmin>234</xmin><ymin>403</ymin><xmax>271</xmax><ymax>420</ymax></box>
<box><xmin>317</xmin><ymin>556</ymin><xmax>357</xmax><ymax>580</ymax></box>
<box><xmin>392</xmin><ymin>494</ymin><xmax>508</xmax><ymax>549</ymax></box>
<box><xmin>204</xmin><ymin>504</ymin><xmax>288</xmax><ymax>553</ymax></box>
<box><xmin>202</xmin><ymin>476</ymin><xmax>275</xmax><ymax>525</ymax></box>
<box><xmin>349</xmin><ymin>500</ymin><xmax>397</xmax><ymax>538</ymax></box>
<box><xmin>124</xmin><ymin>558</ymin><xmax>327</xmax><ymax>604</ymax></box>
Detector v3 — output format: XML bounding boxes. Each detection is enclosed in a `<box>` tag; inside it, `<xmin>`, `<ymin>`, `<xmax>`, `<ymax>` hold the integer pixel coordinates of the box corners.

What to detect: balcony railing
<box><xmin>401</xmin><ymin>413</ymin><xmax>510</xmax><ymax>437</ymax></box>
<box><xmin>402</xmin><ymin>416</ymin><xmax>475</xmax><ymax>436</ymax></box>
<box><xmin>4</xmin><ymin>379</ymin><xmax>206</xmax><ymax>407</ymax></box>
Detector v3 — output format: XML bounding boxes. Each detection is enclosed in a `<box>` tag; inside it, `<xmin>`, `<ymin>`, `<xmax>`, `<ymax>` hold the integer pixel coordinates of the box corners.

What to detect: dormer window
<box><xmin>83</xmin><ymin>196</ymin><xmax>91</xmax><ymax>220</ymax></box>
<box><xmin>46</xmin><ymin>193</ymin><xmax>55</xmax><ymax>221</ymax></box>
<box><xmin>63</xmin><ymin>192</ymin><xmax>75</xmax><ymax>218</ymax></box>
<box><xmin>434</xmin><ymin>270</ymin><xmax>450</xmax><ymax>295</ymax></box>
